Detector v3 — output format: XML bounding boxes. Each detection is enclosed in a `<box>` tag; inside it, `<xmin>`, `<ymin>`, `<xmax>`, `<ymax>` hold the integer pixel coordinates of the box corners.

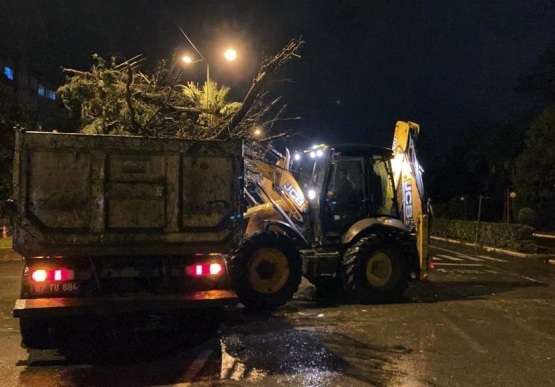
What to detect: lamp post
<box><xmin>509</xmin><ymin>191</ymin><xmax>517</xmax><ymax>223</ymax></box>
<box><xmin>171</xmin><ymin>19</ymin><xmax>239</xmax><ymax>119</ymax></box>
<box><xmin>460</xmin><ymin>196</ymin><xmax>467</xmax><ymax>221</ymax></box>
<box><xmin>182</xmin><ymin>48</ymin><xmax>237</xmax><ymax>119</ymax></box>
<box><xmin>182</xmin><ymin>55</ymin><xmax>210</xmax><ymax>112</ymax></box>
<box><xmin>475</xmin><ymin>195</ymin><xmax>489</xmax><ymax>244</ymax></box>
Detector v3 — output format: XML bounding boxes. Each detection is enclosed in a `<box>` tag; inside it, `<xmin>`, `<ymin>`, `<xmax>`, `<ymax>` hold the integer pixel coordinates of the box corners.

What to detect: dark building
<box><xmin>1</xmin><ymin>55</ymin><xmax>59</xmax><ymax>129</ymax></box>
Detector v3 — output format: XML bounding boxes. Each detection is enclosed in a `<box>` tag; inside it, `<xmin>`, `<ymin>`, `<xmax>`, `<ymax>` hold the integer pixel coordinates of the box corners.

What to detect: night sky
<box><xmin>2</xmin><ymin>0</ymin><xmax>555</xmax><ymax>148</ymax></box>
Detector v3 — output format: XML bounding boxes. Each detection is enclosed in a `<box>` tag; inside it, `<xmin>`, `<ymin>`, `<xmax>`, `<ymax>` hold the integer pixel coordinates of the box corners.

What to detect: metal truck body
<box><xmin>9</xmin><ymin>130</ymin><xmax>243</xmax><ymax>347</ymax></box>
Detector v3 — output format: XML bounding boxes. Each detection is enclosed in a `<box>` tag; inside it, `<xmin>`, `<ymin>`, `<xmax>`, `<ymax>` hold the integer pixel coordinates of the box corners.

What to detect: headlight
<box><xmin>307</xmin><ymin>189</ymin><xmax>317</xmax><ymax>200</ymax></box>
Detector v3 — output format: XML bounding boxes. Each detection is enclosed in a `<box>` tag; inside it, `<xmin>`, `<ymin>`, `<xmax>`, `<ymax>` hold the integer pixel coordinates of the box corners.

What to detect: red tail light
<box><xmin>186</xmin><ymin>263</ymin><xmax>223</xmax><ymax>277</ymax></box>
<box><xmin>30</xmin><ymin>268</ymin><xmax>74</xmax><ymax>282</ymax></box>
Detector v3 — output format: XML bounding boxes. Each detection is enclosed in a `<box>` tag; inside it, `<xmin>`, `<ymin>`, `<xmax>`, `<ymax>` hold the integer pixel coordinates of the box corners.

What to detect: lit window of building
<box><xmin>3</xmin><ymin>66</ymin><xmax>14</xmax><ymax>80</ymax></box>
<box><xmin>38</xmin><ymin>85</ymin><xmax>45</xmax><ymax>96</ymax></box>
<box><xmin>46</xmin><ymin>90</ymin><xmax>56</xmax><ymax>100</ymax></box>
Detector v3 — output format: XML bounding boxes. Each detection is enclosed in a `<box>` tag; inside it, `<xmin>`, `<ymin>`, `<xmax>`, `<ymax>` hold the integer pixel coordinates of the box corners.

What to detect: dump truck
<box><xmin>6</xmin><ymin>129</ymin><xmax>243</xmax><ymax>348</ymax></box>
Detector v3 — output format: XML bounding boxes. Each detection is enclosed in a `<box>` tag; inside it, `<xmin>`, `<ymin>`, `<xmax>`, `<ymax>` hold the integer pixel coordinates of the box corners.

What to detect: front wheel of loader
<box><xmin>341</xmin><ymin>234</ymin><xmax>408</xmax><ymax>304</ymax></box>
<box><xmin>230</xmin><ymin>231</ymin><xmax>302</xmax><ymax>311</ymax></box>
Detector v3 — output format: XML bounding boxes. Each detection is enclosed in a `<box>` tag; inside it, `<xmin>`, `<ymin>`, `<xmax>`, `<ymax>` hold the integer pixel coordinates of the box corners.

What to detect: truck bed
<box><xmin>11</xmin><ymin>130</ymin><xmax>244</xmax><ymax>257</ymax></box>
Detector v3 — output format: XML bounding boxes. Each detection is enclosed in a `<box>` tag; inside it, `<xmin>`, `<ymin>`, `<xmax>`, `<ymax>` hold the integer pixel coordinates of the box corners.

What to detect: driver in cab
<box><xmin>329</xmin><ymin>168</ymin><xmax>358</xmax><ymax>214</ymax></box>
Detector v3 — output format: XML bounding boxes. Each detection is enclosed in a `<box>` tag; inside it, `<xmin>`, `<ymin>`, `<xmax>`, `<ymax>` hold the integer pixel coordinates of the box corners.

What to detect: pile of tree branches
<box><xmin>57</xmin><ymin>37</ymin><xmax>304</xmax><ymax>141</ymax></box>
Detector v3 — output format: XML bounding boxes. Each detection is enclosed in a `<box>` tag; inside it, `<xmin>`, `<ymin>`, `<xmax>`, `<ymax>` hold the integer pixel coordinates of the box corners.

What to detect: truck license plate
<box><xmin>33</xmin><ymin>282</ymin><xmax>80</xmax><ymax>294</ymax></box>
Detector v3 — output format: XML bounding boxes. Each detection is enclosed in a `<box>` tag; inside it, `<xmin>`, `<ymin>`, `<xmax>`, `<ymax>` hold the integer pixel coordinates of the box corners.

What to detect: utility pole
<box><xmin>505</xmin><ymin>188</ymin><xmax>510</xmax><ymax>224</ymax></box>
<box><xmin>475</xmin><ymin>195</ymin><xmax>488</xmax><ymax>244</ymax></box>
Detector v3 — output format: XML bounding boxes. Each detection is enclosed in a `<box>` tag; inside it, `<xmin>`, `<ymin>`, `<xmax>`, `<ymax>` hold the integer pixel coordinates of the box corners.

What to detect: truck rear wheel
<box><xmin>230</xmin><ymin>231</ymin><xmax>302</xmax><ymax>311</ymax></box>
<box><xmin>19</xmin><ymin>318</ymin><xmax>54</xmax><ymax>349</ymax></box>
<box><xmin>341</xmin><ymin>235</ymin><xmax>408</xmax><ymax>304</ymax></box>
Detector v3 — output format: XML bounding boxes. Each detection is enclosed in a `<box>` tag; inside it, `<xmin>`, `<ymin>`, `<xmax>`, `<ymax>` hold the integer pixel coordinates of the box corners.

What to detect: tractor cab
<box><xmin>291</xmin><ymin>144</ymin><xmax>401</xmax><ymax>247</ymax></box>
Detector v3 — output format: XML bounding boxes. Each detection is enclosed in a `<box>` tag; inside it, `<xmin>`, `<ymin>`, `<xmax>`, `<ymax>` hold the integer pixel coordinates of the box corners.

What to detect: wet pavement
<box><xmin>1</xmin><ymin>241</ymin><xmax>555</xmax><ymax>386</ymax></box>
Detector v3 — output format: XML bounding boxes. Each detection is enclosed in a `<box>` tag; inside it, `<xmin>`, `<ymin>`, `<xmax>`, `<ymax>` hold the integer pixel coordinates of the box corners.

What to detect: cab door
<box><xmin>322</xmin><ymin>157</ymin><xmax>365</xmax><ymax>237</ymax></box>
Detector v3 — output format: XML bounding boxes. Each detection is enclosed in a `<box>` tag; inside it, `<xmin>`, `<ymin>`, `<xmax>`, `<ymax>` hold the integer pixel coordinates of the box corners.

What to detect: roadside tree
<box><xmin>0</xmin><ymin>91</ymin><xmax>36</xmax><ymax>200</ymax></box>
<box><xmin>514</xmin><ymin>104</ymin><xmax>555</xmax><ymax>229</ymax></box>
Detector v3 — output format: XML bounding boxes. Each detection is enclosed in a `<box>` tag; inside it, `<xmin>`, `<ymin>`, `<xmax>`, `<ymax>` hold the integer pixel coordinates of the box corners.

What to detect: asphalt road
<box><xmin>1</xmin><ymin>241</ymin><xmax>555</xmax><ymax>387</ymax></box>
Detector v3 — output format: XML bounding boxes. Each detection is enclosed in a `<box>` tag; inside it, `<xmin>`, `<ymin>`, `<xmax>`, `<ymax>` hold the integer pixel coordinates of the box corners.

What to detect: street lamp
<box><xmin>509</xmin><ymin>191</ymin><xmax>517</xmax><ymax>223</ymax></box>
<box><xmin>460</xmin><ymin>196</ymin><xmax>467</xmax><ymax>221</ymax></box>
<box><xmin>224</xmin><ymin>48</ymin><xmax>237</xmax><ymax>62</ymax></box>
<box><xmin>182</xmin><ymin>48</ymin><xmax>237</xmax><ymax>117</ymax></box>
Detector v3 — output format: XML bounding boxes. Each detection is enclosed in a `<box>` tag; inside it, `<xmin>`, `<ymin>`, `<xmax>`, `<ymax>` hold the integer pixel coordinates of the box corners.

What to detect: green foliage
<box><xmin>181</xmin><ymin>81</ymin><xmax>241</xmax><ymax>126</ymax></box>
<box><xmin>432</xmin><ymin>219</ymin><xmax>477</xmax><ymax>243</ymax></box>
<box><xmin>0</xmin><ymin>237</ymin><xmax>12</xmax><ymax>248</ymax></box>
<box><xmin>57</xmin><ymin>54</ymin><xmax>243</xmax><ymax>139</ymax></box>
<box><xmin>517</xmin><ymin>207</ymin><xmax>536</xmax><ymax>226</ymax></box>
<box><xmin>0</xmin><ymin>89</ymin><xmax>36</xmax><ymax>200</ymax></box>
<box><xmin>432</xmin><ymin>219</ymin><xmax>537</xmax><ymax>253</ymax></box>
<box><xmin>55</xmin><ymin>38</ymin><xmax>305</xmax><ymax>142</ymax></box>
<box><xmin>514</xmin><ymin>104</ymin><xmax>555</xmax><ymax>229</ymax></box>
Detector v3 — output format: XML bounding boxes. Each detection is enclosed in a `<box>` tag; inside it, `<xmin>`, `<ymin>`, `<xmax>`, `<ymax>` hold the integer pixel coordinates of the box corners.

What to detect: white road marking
<box><xmin>457</xmin><ymin>256</ymin><xmax>484</xmax><ymax>262</ymax></box>
<box><xmin>433</xmin><ymin>263</ymin><xmax>483</xmax><ymax>267</ymax></box>
<box><xmin>433</xmin><ymin>246</ymin><xmax>509</xmax><ymax>262</ymax></box>
<box><xmin>485</xmin><ymin>266</ymin><xmax>543</xmax><ymax>283</ymax></box>
<box><xmin>433</xmin><ymin>246</ymin><xmax>463</xmax><ymax>254</ymax></box>
<box><xmin>440</xmin><ymin>313</ymin><xmax>488</xmax><ymax>354</ymax></box>
<box><xmin>177</xmin><ymin>349</ymin><xmax>213</xmax><ymax>384</ymax></box>
<box><xmin>436</xmin><ymin>254</ymin><xmax>464</xmax><ymax>261</ymax></box>
<box><xmin>477</xmin><ymin>255</ymin><xmax>509</xmax><ymax>262</ymax></box>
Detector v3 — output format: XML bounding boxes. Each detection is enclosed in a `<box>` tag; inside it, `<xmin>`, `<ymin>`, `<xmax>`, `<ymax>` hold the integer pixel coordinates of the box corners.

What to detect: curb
<box><xmin>0</xmin><ymin>248</ymin><xmax>22</xmax><ymax>262</ymax></box>
<box><xmin>430</xmin><ymin>236</ymin><xmax>555</xmax><ymax>260</ymax></box>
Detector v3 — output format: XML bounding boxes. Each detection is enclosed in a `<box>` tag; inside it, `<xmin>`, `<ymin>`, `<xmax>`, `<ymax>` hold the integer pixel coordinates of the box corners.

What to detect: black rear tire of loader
<box><xmin>341</xmin><ymin>234</ymin><xmax>408</xmax><ymax>304</ymax></box>
<box><xmin>19</xmin><ymin>318</ymin><xmax>54</xmax><ymax>349</ymax></box>
<box><xmin>230</xmin><ymin>231</ymin><xmax>302</xmax><ymax>311</ymax></box>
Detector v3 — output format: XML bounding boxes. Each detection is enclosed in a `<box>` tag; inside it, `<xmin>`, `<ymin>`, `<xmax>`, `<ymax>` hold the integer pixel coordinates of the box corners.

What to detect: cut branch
<box><xmin>218</xmin><ymin>37</ymin><xmax>304</xmax><ymax>139</ymax></box>
<box><xmin>125</xmin><ymin>66</ymin><xmax>140</xmax><ymax>133</ymax></box>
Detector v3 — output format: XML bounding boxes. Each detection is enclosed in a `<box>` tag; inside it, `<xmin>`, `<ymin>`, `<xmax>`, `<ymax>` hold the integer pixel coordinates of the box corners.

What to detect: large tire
<box><xmin>341</xmin><ymin>234</ymin><xmax>408</xmax><ymax>304</ymax></box>
<box><xmin>19</xmin><ymin>318</ymin><xmax>54</xmax><ymax>349</ymax></box>
<box><xmin>230</xmin><ymin>231</ymin><xmax>302</xmax><ymax>311</ymax></box>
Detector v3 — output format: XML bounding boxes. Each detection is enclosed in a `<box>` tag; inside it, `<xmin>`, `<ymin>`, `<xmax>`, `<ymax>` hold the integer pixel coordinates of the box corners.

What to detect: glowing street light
<box><xmin>181</xmin><ymin>48</ymin><xmax>238</xmax><ymax>116</ymax></box>
<box><xmin>224</xmin><ymin>48</ymin><xmax>237</xmax><ymax>62</ymax></box>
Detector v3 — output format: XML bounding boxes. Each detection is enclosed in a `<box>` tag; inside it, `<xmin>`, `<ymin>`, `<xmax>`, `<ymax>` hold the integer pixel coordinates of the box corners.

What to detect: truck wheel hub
<box><xmin>365</xmin><ymin>252</ymin><xmax>392</xmax><ymax>287</ymax></box>
<box><xmin>248</xmin><ymin>248</ymin><xmax>290</xmax><ymax>294</ymax></box>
